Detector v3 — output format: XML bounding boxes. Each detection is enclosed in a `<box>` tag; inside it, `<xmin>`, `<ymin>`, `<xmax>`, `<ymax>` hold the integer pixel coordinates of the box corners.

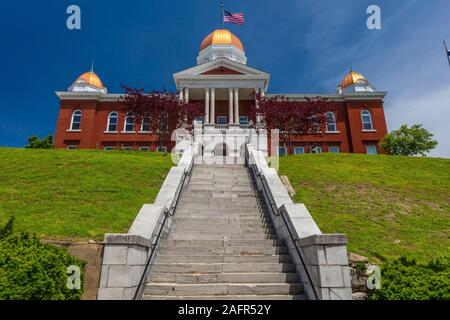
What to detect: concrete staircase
<box><xmin>143</xmin><ymin>164</ymin><xmax>306</xmax><ymax>300</ymax></box>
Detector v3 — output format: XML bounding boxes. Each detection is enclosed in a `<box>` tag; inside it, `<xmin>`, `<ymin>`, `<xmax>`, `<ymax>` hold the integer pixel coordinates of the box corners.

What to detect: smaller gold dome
<box><xmin>340</xmin><ymin>70</ymin><xmax>369</xmax><ymax>89</ymax></box>
<box><xmin>76</xmin><ymin>71</ymin><xmax>105</xmax><ymax>89</ymax></box>
<box><xmin>200</xmin><ymin>29</ymin><xmax>244</xmax><ymax>52</ymax></box>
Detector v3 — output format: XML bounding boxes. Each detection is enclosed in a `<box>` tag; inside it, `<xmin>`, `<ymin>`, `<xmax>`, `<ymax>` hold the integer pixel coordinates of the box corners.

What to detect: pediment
<box><xmin>173</xmin><ymin>58</ymin><xmax>270</xmax><ymax>78</ymax></box>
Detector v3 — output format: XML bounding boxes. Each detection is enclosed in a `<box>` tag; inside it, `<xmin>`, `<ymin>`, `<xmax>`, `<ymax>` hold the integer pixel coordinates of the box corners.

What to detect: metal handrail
<box><xmin>132</xmin><ymin>155</ymin><xmax>195</xmax><ymax>300</ymax></box>
<box><xmin>244</xmin><ymin>143</ymin><xmax>320</xmax><ymax>300</ymax></box>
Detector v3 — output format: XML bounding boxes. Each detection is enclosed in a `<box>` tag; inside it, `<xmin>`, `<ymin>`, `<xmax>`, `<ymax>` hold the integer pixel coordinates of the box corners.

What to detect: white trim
<box><xmin>69</xmin><ymin>109</ymin><xmax>82</xmax><ymax>131</ymax></box>
<box><xmin>121</xmin><ymin>131</ymin><xmax>136</xmax><ymax>134</ymax></box>
<box><xmin>123</xmin><ymin>112</ymin><xmax>135</xmax><ymax>132</ymax></box>
<box><xmin>66</xmin><ymin>129</ymin><xmax>81</xmax><ymax>133</ymax></box>
<box><xmin>325</xmin><ymin>131</ymin><xmax>341</xmax><ymax>134</ymax></box>
<box><xmin>361</xmin><ymin>110</ymin><xmax>375</xmax><ymax>131</ymax></box>
<box><xmin>104</xmin><ymin>131</ymin><xmax>118</xmax><ymax>134</ymax></box>
<box><xmin>139</xmin><ymin>147</ymin><xmax>150</xmax><ymax>151</ymax></box>
<box><xmin>366</xmin><ymin>145</ymin><xmax>378</xmax><ymax>155</ymax></box>
<box><xmin>66</xmin><ymin>145</ymin><xmax>78</xmax><ymax>150</ymax></box>
<box><xmin>104</xmin><ymin>146</ymin><xmax>115</xmax><ymax>151</ymax></box>
<box><xmin>156</xmin><ymin>146</ymin><xmax>168</xmax><ymax>152</ymax></box>
<box><xmin>294</xmin><ymin>147</ymin><xmax>305</xmax><ymax>155</ymax></box>
<box><xmin>362</xmin><ymin>129</ymin><xmax>377</xmax><ymax>133</ymax></box>
<box><xmin>326</xmin><ymin>111</ymin><xmax>337</xmax><ymax>133</ymax></box>
<box><xmin>106</xmin><ymin>111</ymin><xmax>119</xmax><ymax>132</ymax></box>
<box><xmin>122</xmin><ymin>147</ymin><xmax>133</xmax><ymax>151</ymax></box>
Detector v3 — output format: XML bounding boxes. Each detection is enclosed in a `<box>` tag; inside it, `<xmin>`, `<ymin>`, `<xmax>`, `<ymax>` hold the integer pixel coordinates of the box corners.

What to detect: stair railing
<box><xmin>244</xmin><ymin>143</ymin><xmax>320</xmax><ymax>300</ymax></box>
<box><xmin>132</xmin><ymin>155</ymin><xmax>195</xmax><ymax>300</ymax></box>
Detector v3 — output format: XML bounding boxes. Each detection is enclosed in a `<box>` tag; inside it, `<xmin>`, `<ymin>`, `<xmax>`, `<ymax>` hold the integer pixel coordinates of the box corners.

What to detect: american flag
<box><xmin>223</xmin><ymin>11</ymin><xmax>245</xmax><ymax>25</ymax></box>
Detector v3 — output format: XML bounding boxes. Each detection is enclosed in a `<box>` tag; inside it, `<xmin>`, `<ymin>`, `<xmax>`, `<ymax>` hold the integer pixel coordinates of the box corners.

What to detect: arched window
<box><xmin>361</xmin><ymin>110</ymin><xmax>374</xmax><ymax>130</ymax></box>
<box><xmin>141</xmin><ymin>114</ymin><xmax>151</xmax><ymax>132</ymax></box>
<box><xmin>107</xmin><ymin>112</ymin><xmax>118</xmax><ymax>132</ymax></box>
<box><xmin>124</xmin><ymin>112</ymin><xmax>135</xmax><ymax>132</ymax></box>
<box><xmin>70</xmin><ymin>110</ymin><xmax>82</xmax><ymax>130</ymax></box>
<box><xmin>326</xmin><ymin>112</ymin><xmax>337</xmax><ymax>132</ymax></box>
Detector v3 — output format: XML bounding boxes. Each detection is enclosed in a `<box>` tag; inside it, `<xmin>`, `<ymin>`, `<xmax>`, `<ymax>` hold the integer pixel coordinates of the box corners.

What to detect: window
<box><xmin>70</xmin><ymin>110</ymin><xmax>82</xmax><ymax>131</ymax></box>
<box><xmin>159</xmin><ymin>112</ymin><xmax>168</xmax><ymax>132</ymax></box>
<box><xmin>104</xmin><ymin>146</ymin><xmax>115</xmax><ymax>151</ymax></box>
<box><xmin>139</xmin><ymin>147</ymin><xmax>150</xmax><ymax>151</ymax></box>
<box><xmin>141</xmin><ymin>115</ymin><xmax>151</xmax><ymax>132</ymax></box>
<box><xmin>124</xmin><ymin>113</ymin><xmax>135</xmax><ymax>132</ymax></box>
<box><xmin>294</xmin><ymin>147</ymin><xmax>305</xmax><ymax>155</ymax></box>
<box><xmin>67</xmin><ymin>145</ymin><xmax>78</xmax><ymax>150</ymax></box>
<box><xmin>195</xmin><ymin>116</ymin><xmax>205</xmax><ymax>124</ymax></box>
<box><xmin>278</xmin><ymin>147</ymin><xmax>287</xmax><ymax>156</ymax></box>
<box><xmin>239</xmin><ymin>116</ymin><xmax>249</xmax><ymax>125</ymax></box>
<box><xmin>329</xmin><ymin>146</ymin><xmax>340</xmax><ymax>153</ymax></box>
<box><xmin>122</xmin><ymin>146</ymin><xmax>133</xmax><ymax>151</ymax></box>
<box><xmin>107</xmin><ymin>112</ymin><xmax>118</xmax><ymax>132</ymax></box>
<box><xmin>311</xmin><ymin>146</ymin><xmax>322</xmax><ymax>154</ymax></box>
<box><xmin>326</xmin><ymin>112</ymin><xmax>337</xmax><ymax>132</ymax></box>
<box><xmin>217</xmin><ymin>116</ymin><xmax>227</xmax><ymax>125</ymax></box>
<box><xmin>157</xmin><ymin>146</ymin><xmax>168</xmax><ymax>152</ymax></box>
<box><xmin>361</xmin><ymin>110</ymin><xmax>374</xmax><ymax>131</ymax></box>
<box><xmin>366</xmin><ymin>145</ymin><xmax>378</xmax><ymax>155</ymax></box>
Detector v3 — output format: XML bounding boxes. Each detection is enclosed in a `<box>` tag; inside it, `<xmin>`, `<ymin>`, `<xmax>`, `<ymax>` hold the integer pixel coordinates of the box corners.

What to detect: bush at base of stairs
<box><xmin>369</xmin><ymin>256</ymin><xmax>450</xmax><ymax>300</ymax></box>
<box><xmin>0</xmin><ymin>217</ymin><xmax>85</xmax><ymax>300</ymax></box>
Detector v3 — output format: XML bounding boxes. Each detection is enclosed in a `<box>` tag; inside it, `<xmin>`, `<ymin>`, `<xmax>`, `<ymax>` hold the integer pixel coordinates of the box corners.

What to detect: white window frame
<box><xmin>122</xmin><ymin>146</ymin><xmax>133</xmax><ymax>151</ymax></box>
<box><xmin>329</xmin><ymin>146</ymin><xmax>340</xmax><ymax>153</ymax></box>
<box><xmin>104</xmin><ymin>146</ymin><xmax>115</xmax><ymax>151</ymax></box>
<box><xmin>311</xmin><ymin>146</ymin><xmax>322</xmax><ymax>154</ymax></box>
<box><xmin>123</xmin><ymin>112</ymin><xmax>135</xmax><ymax>133</ymax></box>
<box><xmin>195</xmin><ymin>116</ymin><xmax>205</xmax><ymax>124</ymax></box>
<box><xmin>67</xmin><ymin>145</ymin><xmax>78</xmax><ymax>150</ymax></box>
<box><xmin>106</xmin><ymin>112</ymin><xmax>119</xmax><ymax>133</ymax></box>
<box><xmin>366</xmin><ymin>145</ymin><xmax>378</xmax><ymax>155</ymax></box>
<box><xmin>139</xmin><ymin>147</ymin><xmax>150</xmax><ymax>151</ymax></box>
<box><xmin>239</xmin><ymin>116</ymin><xmax>249</xmax><ymax>125</ymax></box>
<box><xmin>294</xmin><ymin>147</ymin><xmax>305</xmax><ymax>155</ymax></box>
<box><xmin>140</xmin><ymin>115</ymin><xmax>151</xmax><ymax>133</ymax></box>
<box><xmin>326</xmin><ymin>112</ymin><xmax>338</xmax><ymax>133</ymax></box>
<box><xmin>69</xmin><ymin>110</ymin><xmax>82</xmax><ymax>131</ymax></box>
<box><xmin>361</xmin><ymin>110</ymin><xmax>375</xmax><ymax>131</ymax></box>
<box><xmin>156</xmin><ymin>146</ymin><xmax>168</xmax><ymax>152</ymax></box>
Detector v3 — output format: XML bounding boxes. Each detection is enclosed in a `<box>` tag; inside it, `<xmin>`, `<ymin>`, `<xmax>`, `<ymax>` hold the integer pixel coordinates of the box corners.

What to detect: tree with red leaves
<box><xmin>120</xmin><ymin>86</ymin><xmax>202</xmax><ymax>150</ymax></box>
<box><xmin>251</xmin><ymin>95</ymin><xmax>333</xmax><ymax>153</ymax></box>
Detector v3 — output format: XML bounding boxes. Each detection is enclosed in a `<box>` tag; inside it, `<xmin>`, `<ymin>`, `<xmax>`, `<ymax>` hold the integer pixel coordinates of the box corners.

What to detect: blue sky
<box><xmin>0</xmin><ymin>1</ymin><xmax>449</xmax><ymax>157</ymax></box>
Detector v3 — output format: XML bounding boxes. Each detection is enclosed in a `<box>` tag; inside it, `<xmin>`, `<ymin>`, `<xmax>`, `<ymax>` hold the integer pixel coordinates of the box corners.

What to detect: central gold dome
<box><xmin>76</xmin><ymin>71</ymin><xmax>105</xmax><ymax>89</ymax></box>
<box><xmin>340</xmin><ymin>70</ymin><xmax>369</xmax><ymax>89</ymax></box>
<box><xmin>200</xmin><ymin>29</ymin><xmax>244</xmax><ymax>52</ymax></box>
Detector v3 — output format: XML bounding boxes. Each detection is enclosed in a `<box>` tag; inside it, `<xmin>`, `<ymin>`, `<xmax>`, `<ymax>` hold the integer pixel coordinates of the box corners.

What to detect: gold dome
<box><xmin>340</xmin><ymin>70</ymin><xmax>369</xmax><ymax>89</ymax></box>
<box><xmin>76</xmin><ymin>71</ymin><xmax>105</xmax><ymax>89</ymax></box>
<box><xmin>200</xmin><ymin>29</ymin><xmax>244</xmax><ymax>52</ymax></box>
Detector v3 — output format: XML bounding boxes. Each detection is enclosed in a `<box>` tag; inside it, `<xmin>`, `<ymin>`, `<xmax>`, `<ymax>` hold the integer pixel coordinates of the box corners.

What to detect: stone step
<box><xmin>171</xmin><ymin>226</ymin><xmax>275</xmax><ymax>235</ymax></box>
<box><xmin>177</xmin><ymin>203</ymin><xmax>258</xmax><ymax>209</ymax></box>
<box><xmin>142</xmin><ymin>294</ymin><xmax>307</xmax><ymax>300</ymax></box>
<box><xmin>144</xmin><ymin>283</ymin><xmax>304</xmax><ymax>296</ymax></box>
<box><xmin>148</xmin><ymin>272</ymin><xmax>299</xmax><ymax>284</ymax></box>
<box><xmin>174</xmin><ymin>217</ymin><xmax>271</xmax><ymax>224</ymax></box>
<box><xmin>168</xmin><ymin>233</ymin><xmax>277</xmax><ymax>241</ymax></box>
<box><xmin>170</xmin><ymin>220</ymin><xmax>273</xmax><ymax>229</ymax></box>
<box><xmin>182</xmin><ymin>193</ymin><xmax>255</xmax><ymax>199</ymax></box>
<box><xmin>174</xmin><ymin>210</ymin><xmax>263</xmax><ymax>216</ymax></box>
<box><xmin>151</xmin><ymin>262</ymin><xmax>295</xmax><ymax>274</ymax></box>
<box><xmin>161</xmin><ymin>239</ymin><xmax>284</xmax><ymax>248</ymax></box>
<box><xmin>158</xmin><ymin>246</ymin><xmax>288</xmax><ymax>256</ymax></box>
<box><xmin>155</xmin><ymin>254</ymin><xmax>292</xmax><ymax>264</ymax></box>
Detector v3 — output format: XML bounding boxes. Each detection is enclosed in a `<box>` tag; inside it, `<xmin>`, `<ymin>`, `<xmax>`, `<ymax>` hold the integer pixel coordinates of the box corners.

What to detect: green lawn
<box><xmin>0</xmin><ymin>149</ymin><xmax>173</xmax><ymax>240</ymax></box>
<box><xmin>278</xmin><ymin>153</ymin><xmax>450</xmax><ymax>263</ymax></box>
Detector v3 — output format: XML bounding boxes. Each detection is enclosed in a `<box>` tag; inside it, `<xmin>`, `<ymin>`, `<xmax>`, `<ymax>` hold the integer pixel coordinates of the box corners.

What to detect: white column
<box><xmin>210</xmin><ymin>88</ymin><xmax>216</xmax><ymax>124</ymax></box>
<box><xmin>205</xmin><ymin>88</ymin><xmax>210</xmax><ymax>124</ymax></box>
<box><xmin>234</xmin><ymin>88</ymin><xmax>239</xmax><ymax>124</ymax></box>
<box><xmin>184</xmin><ymin>87</ymin><xmax>189</xmax><ymax>102</ymax></box>
<box><xmin>228</xmin><ymin>88</ymin><xmax>234</xmax><ymax>124</ymax></box>
<box><xmin>179</xmin><ymin>88</ymin><xmax>184</xmax><ymax>101</ymax></box>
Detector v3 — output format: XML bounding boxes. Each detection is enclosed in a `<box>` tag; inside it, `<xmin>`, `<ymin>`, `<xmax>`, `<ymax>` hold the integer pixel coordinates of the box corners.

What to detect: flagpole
<box><xmin>444</xmin><ymin>41</ymin><xmax>450</xmax><ymax>68</ymax></box>
<box><xmin>221</xmin><ymin>2</ymin><xmax>224</xmax><ymax>29</ymax></box>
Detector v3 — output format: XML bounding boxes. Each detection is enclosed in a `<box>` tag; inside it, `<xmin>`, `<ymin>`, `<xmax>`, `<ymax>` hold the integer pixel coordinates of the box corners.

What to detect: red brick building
<box><xmin>55</xmin><ymin>29</ymin><xmax>388</xmax><ymax>155</ymax></box>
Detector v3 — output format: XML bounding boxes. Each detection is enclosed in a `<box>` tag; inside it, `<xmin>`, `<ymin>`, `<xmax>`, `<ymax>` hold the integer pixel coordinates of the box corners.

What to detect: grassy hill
<box><xmin>279</xmin><ymin>153</ymin><xmax>450</xmax><ymax>263</ymax></box>
<box><xmin>0</xmin><ymin>149</ymin><xmax>173</xmax><ymax>240</ymax></box>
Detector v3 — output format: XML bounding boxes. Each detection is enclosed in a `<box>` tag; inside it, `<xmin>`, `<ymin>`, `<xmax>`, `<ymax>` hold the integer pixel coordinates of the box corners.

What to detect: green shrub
<box><xmin>369</xmin><ymin>256</ymin><xmax>450</xmax><ymax>300</ymax></box>
<box><xmin>0</xmin><ymin>217</ymin><xmax>84</xmax><ymax>300</ymax></box>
